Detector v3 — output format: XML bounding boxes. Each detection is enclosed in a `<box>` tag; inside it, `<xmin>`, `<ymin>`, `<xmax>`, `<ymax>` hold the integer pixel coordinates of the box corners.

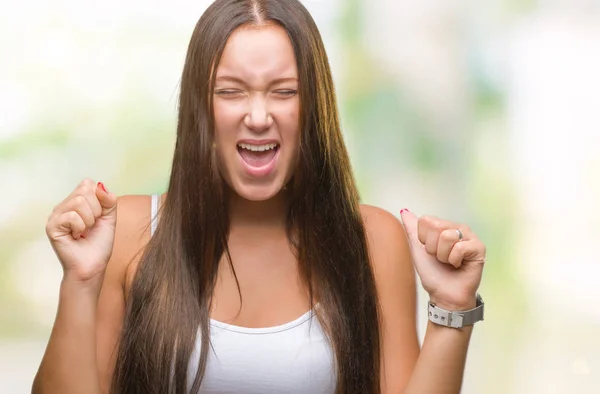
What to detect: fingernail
<box><xmin>400</xmin><ymin>208</ymin><xmax>410</xmax><ymax>214</ymax></box>
<box><xmin>98</xmin><ymin>182</ymin><xmax>107</xmax><ymax>193</ymax></box>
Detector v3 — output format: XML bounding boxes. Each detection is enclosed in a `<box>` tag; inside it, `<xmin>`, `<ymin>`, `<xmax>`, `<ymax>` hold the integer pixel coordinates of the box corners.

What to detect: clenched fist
<box><xmin>45</xmin><ymin>179</ymin><xmax>117</xmax><ymax>284</ymax></box>
<box><xmin>400</xmin><ymin>209</ymin><xmax>486</xmax><ymax>310</ymax></box>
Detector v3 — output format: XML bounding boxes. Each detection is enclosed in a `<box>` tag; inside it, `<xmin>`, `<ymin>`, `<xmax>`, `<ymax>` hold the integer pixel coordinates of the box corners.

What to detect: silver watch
<box><xmin>428</xmin><ymin>294</ymin><xmax>484</xmax><ymax>328</ymax></box>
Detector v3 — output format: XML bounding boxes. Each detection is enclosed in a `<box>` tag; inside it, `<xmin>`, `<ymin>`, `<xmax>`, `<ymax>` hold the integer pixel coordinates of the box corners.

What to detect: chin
<box><xmin>229</xmin><ymin>180</ymin><xmax>286</xmax><ymax>202</ymax></box>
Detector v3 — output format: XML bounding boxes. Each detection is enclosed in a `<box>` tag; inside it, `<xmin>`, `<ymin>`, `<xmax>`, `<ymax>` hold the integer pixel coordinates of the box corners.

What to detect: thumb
<box><xmin>96</xmin><ymin>182</ymin><xmax>117</xmax><ymax>218</ymax></box>
<box><xmin>399</xmin><ymin>209</ymin><xmax>420</xmax><ymax>247</ymax></box>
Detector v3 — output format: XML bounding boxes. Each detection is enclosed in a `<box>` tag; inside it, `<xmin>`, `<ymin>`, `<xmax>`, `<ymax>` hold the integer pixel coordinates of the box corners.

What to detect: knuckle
<box><xmin>420</xmin><ymin>215</ymin><xmax>442</xmax><ymax>233</ymax></box>
<box><xmin>77</xmin><ymin>179</ymin><xmax>95</xmax><ymax>195</ymax></box>
<box><xmin>432</xmin><ymin>218</ymin><xmax>447</xmax><ymax>231</ymax></box>
<box><xmin>420</xmin><ymin>215</ymin><xmax>435</xmax><ymax>225</ymax></box>
<box><xmin>73</xmin><ymin>195</ymin><xmax>87</xmax><ymax>207</ymax></box>
<box><xmin>80</xmin><ymin>178</ymin><xmax>95</xmax><ymax>187</ymax></box>
<box><xmin>65</xmin><ymin>211</ymin><xmax>79</xmax><ymax>222</ymax></box>
<box><xmin>441</xmin><ymin>230</ymin><xmax>455</xmax><ymax>241</ymax></box>
<box><xmin>425</xmin><ymin>242</ymin><xmax>437</xmax><ymax>254</ymax></box>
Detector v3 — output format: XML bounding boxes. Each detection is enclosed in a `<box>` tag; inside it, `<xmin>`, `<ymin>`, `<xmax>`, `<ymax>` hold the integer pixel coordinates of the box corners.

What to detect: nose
<box><xmin>244</xmin><ymin>96</ymin><xmax>273</xmax><ymax>132</ymax></box>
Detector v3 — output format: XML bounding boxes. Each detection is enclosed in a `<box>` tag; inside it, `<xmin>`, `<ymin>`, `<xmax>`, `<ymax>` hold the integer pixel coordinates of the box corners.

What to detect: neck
<box><xmin>227</xmin><ymin>190</ymin><xmax>290</xmax><ymax>231</ymax></box>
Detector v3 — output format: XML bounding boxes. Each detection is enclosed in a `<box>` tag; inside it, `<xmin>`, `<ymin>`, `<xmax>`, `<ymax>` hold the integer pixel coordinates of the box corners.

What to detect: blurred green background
<box><xmin>1</xmin><ymin>0</ymin><xmax>599</xmax><ymax>393</ymax></box>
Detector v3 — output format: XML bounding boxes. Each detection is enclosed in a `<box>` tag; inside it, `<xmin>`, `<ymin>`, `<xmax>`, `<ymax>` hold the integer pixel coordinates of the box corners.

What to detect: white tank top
<box><xmin>150</xmin><ymin>194</ymin><xmax>336</xmax><ymax>394</ymax></box>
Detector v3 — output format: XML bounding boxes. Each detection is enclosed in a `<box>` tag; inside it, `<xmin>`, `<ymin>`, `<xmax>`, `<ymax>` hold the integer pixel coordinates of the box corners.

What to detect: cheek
<box><xmin>213</xmin><ymin>103</ymin><xmax>241</xmax><ymax>144</ymax></box>
<box><xmin>278</xmin><ymin>101</ymin><xmax>300</xmax><ymax>139</ymax></box>
<box><xmin>214</xmin><ymin>102</ymin><xmax>236</xmax><ymax>126</ymax></box>
<box><xmin>285</xmin><ymin>109</ymin><xmax>301</xmax><ymax>148</ymax></box>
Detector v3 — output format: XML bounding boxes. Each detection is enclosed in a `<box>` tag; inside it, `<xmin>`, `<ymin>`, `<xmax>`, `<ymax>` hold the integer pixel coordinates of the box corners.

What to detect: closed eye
<box><xmin>274</xmin><ymin>90</ymin><xmax>298</xmax><ymax>97</ymax></box>
<box><xmin>215</xmin><ymin>89</ymin><xmax>243</xmax><ymax>96</ymax></box>
<box><xmin>214</xmin><ymin>89</ymin><xmax>297</xmax><ymax>98</ymax></box>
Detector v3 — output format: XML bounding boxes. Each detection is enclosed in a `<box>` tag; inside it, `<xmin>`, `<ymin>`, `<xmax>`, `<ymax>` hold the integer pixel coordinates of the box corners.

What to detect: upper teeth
<box><xmin>238</xmin><ymin>143</ymin><xmax>278</xmax><ymax>152</ymax></box>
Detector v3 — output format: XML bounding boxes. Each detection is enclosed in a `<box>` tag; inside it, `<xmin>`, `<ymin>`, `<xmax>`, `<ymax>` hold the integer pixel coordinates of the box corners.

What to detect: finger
<box><xmin>399</xmin><ymin>209</ymin><xmax>420</xmax><ymax>246</ymax></box>
<box><xmin>52</xmin><ymin>196</ymin><xmax>99</xmax><ymax>231</ymax></box>
<box><xmin>60</xmin><ymin>196</ymin><xmax>96</xmax><ymax>228</ymax></box>
<box><xmin>417</xmin><ymin>215</ymin><xmax>453</xmax><ymax>244</ymax></box>
<box><xmin>437</xmin><ymin>228</ymin><xmax>461</xmax><ymax>265</ymax></box>
<box><xmin>419</xmin><ymin>215</ymin><xmax>456</xmax><ymax>254</ymax></box>
<box><xmin>447</xmin><ymin>239</ymin><xmax>484</xmax><ymax>268</ymax></box>
<box><xmin>457</xmin><ymin>225</ymin><xmax>474</xmax><ymax>242</ymax></box>
<box><xmin>77</xmin><ymin>181</ymin><xmax>104</xmax><ymax>219</ymax></box>
<box><xmin>54</xmin><ymin>180</ymin><xmax>102</xmax><ymax>219</ymax></box>
<box><xmin>81</xmin><ymin>190</ymin><xmax>103</xmax><ymax>219</ymax></box>
<box><xmin>57</xmin><ymin>211</ymin><xmax>87</xmax><ymax>240</ymax></box>
<box><xmin>59</xmin><ymin>178</ymin><xmax>96</xmax><ymax>206</ymax></box>
<box><xmin>417</xmin><ymin>215</ymin><xmax>430</xmax><ymax>245</ymax></box>
<box><xmin>95</xmin><ymin>182</ymin><xmax>117</xmax><ymax>218</ymax></box>
<box><xmin>424</xmin><ymin>229</ymin><xmax>441</xmax><ymax>255</ymax></box>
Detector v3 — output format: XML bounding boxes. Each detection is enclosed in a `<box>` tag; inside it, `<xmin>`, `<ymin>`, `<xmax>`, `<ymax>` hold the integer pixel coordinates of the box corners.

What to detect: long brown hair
<box><xmin>111</xmin><ymin>1</ymin><xmax>380</xmax><ymax>393</ymax></box>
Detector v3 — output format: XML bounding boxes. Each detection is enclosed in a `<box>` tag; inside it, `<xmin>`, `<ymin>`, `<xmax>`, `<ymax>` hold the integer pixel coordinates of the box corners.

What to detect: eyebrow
<box><xmin>215</xmin><ymin>76</ymin><xmax>298</xmax><ymax>85</ymax></box>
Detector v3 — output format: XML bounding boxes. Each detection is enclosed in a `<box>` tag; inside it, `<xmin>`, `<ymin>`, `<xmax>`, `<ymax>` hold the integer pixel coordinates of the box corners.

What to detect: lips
<box><xmin>238</xmin><ymin>145</ymin><xmax>278</xmax><ymax>167</ymax></box>
<box><xmin>236</xmin><ymin>141</ymin><xmax>281</xmax><ymax>177</ymax></box>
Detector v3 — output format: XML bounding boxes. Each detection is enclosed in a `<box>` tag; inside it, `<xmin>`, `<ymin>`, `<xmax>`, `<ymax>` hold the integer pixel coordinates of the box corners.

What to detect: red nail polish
<box><xmin>98</xmin><ymin>182</ymin><xmax>107</xmax><ymax>193</ymax></box>
<box><xmin>400</xmin><ymin>208</ymin><xmax>410</xmax><ymax>214</ymax></box>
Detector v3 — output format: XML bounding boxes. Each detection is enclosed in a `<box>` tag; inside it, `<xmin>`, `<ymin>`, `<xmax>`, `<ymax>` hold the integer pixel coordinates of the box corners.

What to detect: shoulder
<box><xmin>360</xmin><ymin>204</ymin><xmax>404</xmax><ymax>233</ymax></box>
<box><xmin>115</xmin><ymin>195</ymin><xmax>153</xmax><ymax>245</ymax></box>
<box><xmin>359</xmin><ymin>204</ymin><xmax>410</xmax><ymax>261</ymax></box>
<box><xmin>359</xmin><ymin>203</ymin><xmax>416</xmax><ymax>311</ymax></box>
<box><xmin>359</xmin><ymin>203</ymin><xmax>415</xmax><ymax>300</ymax></box>
<box><xmin>109</xmin><ymin>194</ymin><xmax>155</xmax><ymax>293</ymax></box>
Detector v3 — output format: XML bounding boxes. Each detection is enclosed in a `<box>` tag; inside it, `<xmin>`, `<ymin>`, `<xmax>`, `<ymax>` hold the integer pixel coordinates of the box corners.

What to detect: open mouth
<box><xmin>237</xmin><ymin>142</ymin><xmax>280</xmax><ymax>169</ymax></box>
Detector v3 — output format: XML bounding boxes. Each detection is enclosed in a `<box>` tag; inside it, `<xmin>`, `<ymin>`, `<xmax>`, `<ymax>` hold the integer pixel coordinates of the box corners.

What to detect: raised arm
<box><xmin>32</xmin><ymin>180</ymin><xmax>117</xmax><ymax>394</ymax></box>
<box><xmin>362</xmin><ymin>205</ymin><xmax>485</xmax><ymax>394</ymax></box>
<box><xmin>32</xmin><ymin>180</ymin><xmax>149</xmax><ymax>394</ymax></box>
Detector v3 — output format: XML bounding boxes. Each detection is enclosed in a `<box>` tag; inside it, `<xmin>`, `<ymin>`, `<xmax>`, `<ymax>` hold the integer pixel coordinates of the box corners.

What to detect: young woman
<box><xmin>33</xmin><ymin>0</ymin><xmax>486</xmax><ymax>393</ymax></box>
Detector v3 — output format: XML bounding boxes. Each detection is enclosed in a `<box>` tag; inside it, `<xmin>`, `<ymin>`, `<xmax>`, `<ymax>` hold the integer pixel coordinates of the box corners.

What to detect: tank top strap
<box><xmin>150</xmin><ymin>194</ymin><xmax>159</xmax><ymax>236</ymax></box>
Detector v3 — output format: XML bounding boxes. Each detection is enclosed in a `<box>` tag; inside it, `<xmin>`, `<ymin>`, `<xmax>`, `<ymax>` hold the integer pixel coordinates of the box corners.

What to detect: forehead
<box><xmin>216</xmin><ymin>24</ymin><xmax>298</xmax><ymax>83</ymax></box>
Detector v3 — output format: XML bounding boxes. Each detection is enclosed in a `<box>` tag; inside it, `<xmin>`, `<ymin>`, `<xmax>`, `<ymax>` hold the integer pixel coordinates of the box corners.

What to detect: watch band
<box><xmin>428</xmin><ymin>293</ymin><xmax>484</xmax><ymax>328</ymax></box>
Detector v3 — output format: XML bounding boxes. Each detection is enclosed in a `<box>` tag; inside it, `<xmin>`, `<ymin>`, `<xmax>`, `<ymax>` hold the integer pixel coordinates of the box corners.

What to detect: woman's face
<box><xmin>213</xmin><ymin>23</ymin><xmax>300</xmax><ymax>202</ymax></box>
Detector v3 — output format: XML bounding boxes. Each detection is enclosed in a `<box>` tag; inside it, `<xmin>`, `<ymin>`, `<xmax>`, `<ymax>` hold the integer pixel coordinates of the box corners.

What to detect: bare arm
<box><xmin>32</xmin><ymin>276</ymin><xmax>105</xmax><ymax>394</ymax></box>
<box><xmin>362</xmin><ymin>205</ymin><xmax>479</xmax><ymax>394</ymax></box>
<box><xmin>402</xmin><ymin>319</ymin><xmax>474</xmax><ymax>393</ymax></box>
<box><xmin>362</xmin><ymin>205</ymin><xmax>420</xmax><ymax>392</ymax></box>
<box><xmin>96</xmin><ymin>196</ymin><xmax>150</xmax><ymax>393</ymax></box>
<box><xmin>32</xmin><ymin>189</ymin><xmax>149</xmax><ymax>394</ymax></box>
